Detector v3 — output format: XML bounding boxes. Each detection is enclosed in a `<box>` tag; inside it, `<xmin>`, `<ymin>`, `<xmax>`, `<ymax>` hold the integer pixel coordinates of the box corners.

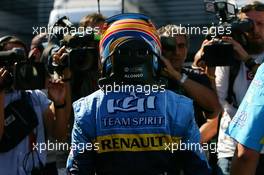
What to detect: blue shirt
<box><xmin>226</xmin><ymin>63</ymin><xmax>264</xmax><ymax>152</ymax></box>
<box><xmin>67</xmin><ymin>89</ymin><xmax>210</xmax><ymax>174</ymax></box>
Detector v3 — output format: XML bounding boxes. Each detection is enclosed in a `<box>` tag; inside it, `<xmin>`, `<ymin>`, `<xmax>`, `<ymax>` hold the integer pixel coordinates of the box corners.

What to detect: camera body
<box><xmin>60</xmin><ymin>32</ymin><xmax>99</xmax><ymax>72</ymax></box>
<box><xmin>203</xmin><ymin>1</ymin><xmax>254</xmax><ymax>66</ymax></box>
<box><xmin>48</xmin><ymin>16</ymin><xmax>99</xmax><ymax>74</ymax></box>
<box><xmin>0</xmin><ymin>48</ymin><xmax>45</xmax><ymax>90</ymax></box>
<box><xmin>203</xmin><ymin>39</ymin><xmax>234</xmax><ymax>66</ymax></box>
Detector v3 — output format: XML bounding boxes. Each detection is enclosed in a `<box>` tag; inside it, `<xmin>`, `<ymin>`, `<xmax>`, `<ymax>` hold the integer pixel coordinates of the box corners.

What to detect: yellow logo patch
<box><xmin>260</xmin><ymin>137</ymin><xmax>264</xmax><ymax>144</ymax></box>
<box><xmin>96</xmin><ymin>134</ymin><xmax>181</xmax><ymax>153</ymax></box>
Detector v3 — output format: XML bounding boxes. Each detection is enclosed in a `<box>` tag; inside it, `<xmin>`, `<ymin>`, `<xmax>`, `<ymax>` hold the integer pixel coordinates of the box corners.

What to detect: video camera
<box><xmin>48</xmin><ymin>16</ymin><xmax>99</xmax><ymax>74</ymax></box>
<box><xmin>203</xmin><ymin>0</ymin><xmax>254</xmax><ymax>66</ymax></box>
<box><xmin>0</xmin><ymin>48</ymin><xmax>45</xmax><ymax>90</ymax></box>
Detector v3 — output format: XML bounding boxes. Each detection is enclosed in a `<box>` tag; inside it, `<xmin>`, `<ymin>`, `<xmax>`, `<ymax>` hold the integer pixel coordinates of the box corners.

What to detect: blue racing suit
<box><xmin>67</xmin><ymin>89</ymin><xmax>211</xmax><ymax>175</ymax></box>
<box><xmin>226</xmin><ymin>63</ymin><xmax>264</xmax><ymax>152</ymax></box>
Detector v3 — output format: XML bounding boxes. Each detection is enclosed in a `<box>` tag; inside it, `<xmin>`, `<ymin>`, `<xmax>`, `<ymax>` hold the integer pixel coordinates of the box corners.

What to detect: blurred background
<box><xmin>0</xmin><ymin>0</ymin><xmax>249</xmax><ymax>61</ymax></box>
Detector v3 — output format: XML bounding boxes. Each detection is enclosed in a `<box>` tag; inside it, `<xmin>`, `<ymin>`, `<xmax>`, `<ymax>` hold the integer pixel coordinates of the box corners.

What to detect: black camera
<box><xmin>59</xmin><ymin>32</ymin><xmax>99</xmax><ymax>71</ymax></box>
<box><xmin>0</xmin><ymin>48</ymin><xmax>46</xmax><ymax>90</ymax></box>
<box><xmin>48</xmin><ymin>16</ymin><xmax>99</xmax><ymax>74</ymax></box>
<box><xmin>203</xmin><ymin>1</ymin><xmax>254</xmax><ymax>66</ymax></box>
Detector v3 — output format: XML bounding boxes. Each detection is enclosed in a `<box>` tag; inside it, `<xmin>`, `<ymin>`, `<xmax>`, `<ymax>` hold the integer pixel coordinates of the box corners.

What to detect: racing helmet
<box><xmin>99</xmin><ymin>13</ymin><xmax>161</xmax><ymax>84</ymax></box>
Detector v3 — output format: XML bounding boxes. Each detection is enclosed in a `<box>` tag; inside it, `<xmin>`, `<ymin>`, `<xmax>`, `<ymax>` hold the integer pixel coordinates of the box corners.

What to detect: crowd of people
<box><xmin>0</xmin><ymin>1</ymin><xmax>264</xmax><ymax>175</ymax></box>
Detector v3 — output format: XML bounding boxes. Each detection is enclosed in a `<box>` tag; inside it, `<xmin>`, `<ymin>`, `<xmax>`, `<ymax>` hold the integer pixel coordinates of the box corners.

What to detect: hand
<box><xmin>201</xmin><ymin>39</ymin><xmax>214</xmax><ymax>48</ymax></box>
<box><xmin>221</xmin><ymin>36</ymin><xmax>250</xmax><ymax>62</ymax></box>
<box><xmin>47</xmin><ymin>78</ymin><xmax>66</xmax><ymax>105</ymax></box>
<box><xmin>0</xmin><ymin>67</ymin><xmax>12</xmax><ymax>91</ymax></box>
<box><xmin>161</xmin><ymin>57</ymin><xmax>181</xmax><ymax>80</ymax></box>
<box><xmin>52</xmin><ymin>46</ymin><xmax>72</xmax><ymax>79</ymax></box>
<box><xmin>205</xmin><ymin>67</ymin><xmax>216</xmax><ymax>78</ymax></box>
<box><xmin>52</xmin><ymin>46</ymin><xmax>68</xmax><ymax>66</ymax></box>
<box><xmin>193</xmin><ymin>39</ymin><xmax>215</xmax><ymax>70</ymax></box>
<box><xmin>28</xmin><ymin>48</ymin><xmax>41</xmax><ymax>62</ymax></box>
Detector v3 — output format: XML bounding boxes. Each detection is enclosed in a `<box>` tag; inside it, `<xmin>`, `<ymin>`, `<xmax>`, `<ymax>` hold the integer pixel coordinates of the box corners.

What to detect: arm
<box><xmin>231</xmin><ymin>143</ymin><xmax>259</xmax><ymax>175</ymax></box>
<box><xmin>163</xmin><ymin>58</ymin><xmax>222</xmax><ymax>119</ymax></box>
<box><xmin>44</xmin><ymin>47</ymin><xmax>72</xmax><ymax>142</ymax></box>
<box><xmin>67</xmin><ymin>121</ymin><xmax>96</xmax><ymax>175</ymax></box>
<box><xmin>0</xmin><ymin>67</ymin><xmax>9</xmax><ymax>140</ymax></box>
<box><xmin>193</xmin><ymin>40</ymin><xmax>217</xmax><ymax>91</ymax></box>
<box><xmin>62</xmin><ymin>68</ymin><xmax>72</xmax><ymax>117</ymax></box>
<box><xmin>181</xmin><ymin>78</ymin><xmax>221</xmax><ymax>119</ymax></box>
<box><xmin>181</xmin><ymin>103</ymin><xmax>211</xmax><ymax>175</ymax></box>
<box><xmin>200</xmin><ymin>117</ymin><xmax>218</xmax><ymax>143</ymax></box>
<box><xmin>52</xmin><ymin>46</ymin><xmax>72</xmax><ymax>117</ymax></box>
<box><xmin>44</xmin><ymin>78</ymin><xmax>70</xmax><ymax>142</ymax></box>
<box><xmin>192</xmin><ymin>44</ymin><xmax>221</xmax><ymax>142</ymax></box>
<box><xmin>200</xmin><ymin>67</ymin><xmax>220</xmax><ymax>143</ymax></box>
<box><xmin>222</xmin><ymin>37</ymin><xmax>260</xmax><ymax>74</ymax></box>
<box><xmin>0</xmin><ymin>91</ymin><xmax>4</xmax><ymax>140</ymax></box>
<box><xmin>67</xmin><ymin>98</ymin><xmax>96</xmax><ymax>175</ymax></box>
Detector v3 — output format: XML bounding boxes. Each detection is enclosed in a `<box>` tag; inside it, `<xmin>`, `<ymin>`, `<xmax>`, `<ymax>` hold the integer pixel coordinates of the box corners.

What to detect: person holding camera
<box><xmin>67</xmin><ymin>13</ymin><xmax>211</xmax><ymax>175</ymax></box>
<box><xmin>221</xmin><ymin>2</ymin><xmax>264</xmax><ymax>175</ymax></box>
<box><xmin>71</xmin><ymin>13</ymin><xmax>105</xmax><ymax>101</ymax></box>
<box><xmin>43</xmin><ymin>14</ymin><xmax>105</xmax><ymax>175</ymax></box>
<box><xmin>204</xmin><ymin>1</ymin><xmax>264</xmax><ymax>175</ymax></box>
<box><xmin>0</xmin><ymin>36</ymin><xmax>71</xmax><ymax>175</ymax></box>
<box><xmin>225</xmin><ymin>62</ymin><xmax>264</xmax><ymax>175</ymax></box>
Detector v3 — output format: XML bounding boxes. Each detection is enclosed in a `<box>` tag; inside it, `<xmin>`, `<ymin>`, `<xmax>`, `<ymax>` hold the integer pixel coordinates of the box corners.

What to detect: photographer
<box><xmin>79</xmin><ymin>13</ymin><xmax>105</xmax><ymax>32</ymax></box>
<box><xmin>71</xmin><ymin>13</ymin><xmax>105</xmax><ymax>101</ymax></box>
<box><xmin>45</xmin><ymin>14</ymin><xmax>105</xmax><ymax>102</ymax></box>
<box><xmin>225</xmin><ymin>2</ymin><xmax>264</xmax><ymax>175</ymax></box>
<box><xmin>225</xmin><ymin>62</ymin><xmax>264</xmax><ymax>175</ymax></box>
<box><xmin>0</xmin><ymin>36</ymin><xmax>71</xmax><ymax>175</ymax></box>
<box><xmin>201</xmin><ymin>1</ymin><xmax>264</xmax><ymax>175</ymax></box>
<box><xmin>44</xmin><ymin>14</ymin><xmax>104</xmax><ymax>174</ymax></box>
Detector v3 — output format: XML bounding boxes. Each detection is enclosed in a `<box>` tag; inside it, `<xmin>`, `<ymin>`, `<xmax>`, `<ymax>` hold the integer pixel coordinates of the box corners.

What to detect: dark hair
<box><xmin>241</xmin><ymin>1</ymin><xmax>264</xmax><ymax>13</ymax></box>
<box><xmin>157</xmin><ymin>24</ymin><xmax>189</xmax><ymax>48</ymax></box>
<box><xmin>0</xmin><ymin>36</ymin><xmax>27</xmax><ymax>53</ymax></box>
<box><xmin>30</xmin><ymin>33</ymin><xmax>48</xmax><ymax>52</ymax></box>
<box><xmin>79</xmin><ymin>13</ymin><xmax>105</xmax><ymax>28</ymax></box>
